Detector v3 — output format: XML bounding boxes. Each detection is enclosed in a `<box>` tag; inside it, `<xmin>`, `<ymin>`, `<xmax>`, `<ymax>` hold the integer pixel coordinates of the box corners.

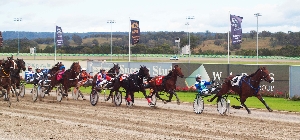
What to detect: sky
<box><xmin>1</xmin><ymin>0</ymin><xmax>300</xmax><ymax>33</ymax></box>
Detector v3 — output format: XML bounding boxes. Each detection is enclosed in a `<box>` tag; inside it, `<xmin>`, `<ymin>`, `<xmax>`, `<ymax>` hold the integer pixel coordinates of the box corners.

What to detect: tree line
<box><xmin>1</xmin><ymin>31</ymin><xmax>300</xmax><ymax>57</ymax></box>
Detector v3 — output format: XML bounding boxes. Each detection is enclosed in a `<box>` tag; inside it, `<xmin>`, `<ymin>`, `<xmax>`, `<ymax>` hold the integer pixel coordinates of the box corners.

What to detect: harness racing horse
<box><xmin>147</xmin><ymin>65</ymin><xmax>184</xmax><ymax>105</ymax></box>
<box><xmin>0</xmin><ymin>57</ymin><xmax>18</xmax><ymax>107</ymax></box>
<box><xmin>110</xmin><ymin>65</ymin><xmax>150</xmax><ymax>106</ymax></box>
<box><xmin>47</xmin><ymin>62</ymin><xmax>64</xmax><ymax>78</ymax></box>
<box><xmin>207</xmin><ymin>67</ymin><xmax>274</xmax><ymax>114</ymax></box>
<box><xmin>61</xmin><ymin>62</ymin><xmax>81</xmax><ymax>98</ymax></box>
<box><xmin>45</xmin><ymin>62</ymin><xmax>81</xmax><ymax>98</ymax></box>
<box><xmin>10</xmin><ymin>58</ymin><xmax>26</xmax><ymax>100</ymax></box>
<box><xmin>91</xmin><ymin>63</ymin><xmax>120</xmax><ymax>102</ymax></box>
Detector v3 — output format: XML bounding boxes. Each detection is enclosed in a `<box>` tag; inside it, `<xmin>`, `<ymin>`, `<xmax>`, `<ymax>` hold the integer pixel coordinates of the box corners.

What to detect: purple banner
<box><xmin>56</xmin><ymin>26</ymin><xmax>63</xmax><ymax>46</ymax></box>
<box><xmin>130</xmin><ymin>20</ymin><xmax>140</xmax><ymax>45</ymax></box>
<box><xmin>230</xmin><ymin>15</ymin><xmax>243</xmax><ymax>44</ymax></box>
<box><xmin>0</xmin><ymin>31</ymin><xmax>3</xmax><ymax>47</ymax></box>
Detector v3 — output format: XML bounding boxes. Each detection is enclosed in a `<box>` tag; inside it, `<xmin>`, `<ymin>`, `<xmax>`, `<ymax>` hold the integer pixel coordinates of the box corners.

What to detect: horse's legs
<box><xmin>240</xmin><ymin>97</ymin><xmax>251</xmax><ymax>114</ymax></box>
<box><xmin>256</xmin><ymin>95</ymin><xmax>273</xmax><ymax>112</ymax></box>
<box><xmin>173</xmin><ymin>91</ymin><xmax>180</xmax><ymax>105</ymax></box>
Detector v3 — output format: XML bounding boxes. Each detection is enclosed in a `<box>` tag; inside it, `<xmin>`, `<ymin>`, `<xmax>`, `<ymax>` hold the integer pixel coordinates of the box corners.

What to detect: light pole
<box><xmin>254</xmin><ymin>13</ymin><xmax>261</xmax><ymax>64</ymax></box>
<box><xmin>14</xmin><ymin>18</ymin><xmax>22</xmax><ymax>55</ymax></box>
<box><xmin>107</xmin><ymin>20</ymin><xmax>115</xmax><ymax>61</ymax></box>
<box><xmin>186</xmin><ymin>16</ymin><xmax>194</xmax><ymax>63</ymax></box>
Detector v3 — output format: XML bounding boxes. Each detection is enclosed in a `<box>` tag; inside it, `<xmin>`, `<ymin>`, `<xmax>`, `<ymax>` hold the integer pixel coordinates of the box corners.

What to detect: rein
<box><xmin>240</xmin><ymin>70</ymin><xmax>264</xmax><ymax>95</ymax></box>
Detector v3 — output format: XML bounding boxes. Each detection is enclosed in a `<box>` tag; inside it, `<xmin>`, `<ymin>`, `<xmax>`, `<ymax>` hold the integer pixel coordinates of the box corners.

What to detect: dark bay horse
<box><xmin>61</xmin><ymin>62</ymin><xmax>81</xmax><ymax>97</ymax></box>
<box><xmin>91</xmin><ymin>63</ymin><xmax>120</xmax><ymax>102</ymax></box>
<box><xmin>45</xmin><ymin>62</ymin><xmax>81</xmax><ymax>97</ymax></box>
<box><xmin>0</xmin><ymin>57</ymin><xmax>18</xmax><ymax>107</ymax></box>
<box><xmin>47</xmin><ymin>62</ymin><xmax>64</xmax><ymax>77</ymax></box>
<box><xmin>207</xmin><ymin>67</ymin><xmax>274</xmax><ymax>114</ymax></box>
<box><xmin>147</xmin><ymin>65</ymin><xmax>184</xmax><ymax>105</ymax></box>
<box><xmin>109</xmin><ymin>65</ymin><xmax>150</xmax><ymax>106</ymax></box>
<box><xmin>10</xmin><ymin>58</ymin><xmax>26</xmax><ymax>99</ymax></box>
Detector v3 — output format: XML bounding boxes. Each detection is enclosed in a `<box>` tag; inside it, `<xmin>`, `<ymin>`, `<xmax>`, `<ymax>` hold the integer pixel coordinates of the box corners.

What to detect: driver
<box><xmin>33</xmin><ymin>67</ymin><xmax>44</xmax><ymax>86</ymax></box>
<box><xmin>194</xmin><ymin>74</ymin><xmax>214</xmax><ymax>96</ymax></box>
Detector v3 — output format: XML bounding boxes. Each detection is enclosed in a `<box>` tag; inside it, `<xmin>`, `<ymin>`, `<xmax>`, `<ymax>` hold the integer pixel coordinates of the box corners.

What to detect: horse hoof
<box><xmin>269</xmin><ymin>109</ymin><xmax>273</xmax><ymax>112</ymax></box>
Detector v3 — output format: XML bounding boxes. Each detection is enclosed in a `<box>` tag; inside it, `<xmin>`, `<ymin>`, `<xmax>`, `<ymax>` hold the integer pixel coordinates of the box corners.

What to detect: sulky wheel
<box><xmin>217</xmin><ymin>97</ymin><xmax>227</xmax><ymax>115</ymax></box>
<box><xmin>114</xmin><ymin>91</ymin><xmax>122</xmax><ymax>106</ymax></box>
<box><xmin>149</xmin><ymin>92</ymin><xmax>157</xmax><ymax>107</ymax></box>
<box><xmin>193</xmin><ymin>94</ymin><xmax>204</xmax><ymax>114</ymax></box>
<box><xmin>19</xmin><ymin>84</ymin><xmax>25</xmax><ymax>97</ymax></box>
<box><xmin>56</xmin><ymin>87</ymin><xmax>63</xmax><ymax>102</ymax></box>
<box><xmin>32</xmin><ymin>87</ymin><xmax>38</xmax><ymax>102</ymax></box>
<box><xmin>38</xmin><ymin>86</ymin><xmax>45</xmax><ymax>98</ymax></box>
<box><xmin>90</xmin><ymin>90</ymin><xmax>99</xmax><ymax>106</ymax></box>
<box><xmin>72</xmin><ymin>88</ymin><xmax>80</xmax><ymax>100</ymax></box>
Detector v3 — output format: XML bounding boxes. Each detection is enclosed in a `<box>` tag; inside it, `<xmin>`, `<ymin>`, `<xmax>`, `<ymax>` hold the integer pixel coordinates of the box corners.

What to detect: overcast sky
<box><xmin>1</xmin><ymin>0</ymin><xmax>299</xmax><ymax>33</ymax></box>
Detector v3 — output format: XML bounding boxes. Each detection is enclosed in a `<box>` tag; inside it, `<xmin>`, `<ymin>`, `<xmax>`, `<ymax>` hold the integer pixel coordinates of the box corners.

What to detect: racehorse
<box><xmin>207</xmin><ymin>67</ymin><xmax>274</xmax><ymax>114</ymax></box>
<box><xmin>109</xmin><ymin>65</ymin><xmax>150</xmax><ymax>106</ymax></box>
<box><xmin>61</xmin><ymin>62</ymin><xmax>81</xmax><ymax>97</ymax></box>
<box><xmin>147</xmin><ymin>65</ymin><xmax>184</xmax><ymax>104</ymax></box>
<box><xmin>47</xmin><ymin>62</ymin><xmax>64</xmax><ymax>77</ymax></box>
<box><xmin>0</xmin><ymin>57</ymin><xmax>18</xmax><ymax>106</ymax></box>
<box><xmin>10</xmin><ymin>58</ymin><xmax>26</xmax><ymax>99</ymax></box>
<box><xmin>91</xmin><ymin>63</ymin><xmax>120</xmax><ymax>102</ymax></box>
<box><xmin>45</xmin><ymin>62</ymin><xmax>81</xmax><ymax>97</ymax></box>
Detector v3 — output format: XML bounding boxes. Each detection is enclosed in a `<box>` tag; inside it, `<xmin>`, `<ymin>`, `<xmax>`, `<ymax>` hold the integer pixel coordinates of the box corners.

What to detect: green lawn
<box><xmin>25</xmin><ymin>84</ymin><xmax>300</xmax><ymax>112</ymax></box>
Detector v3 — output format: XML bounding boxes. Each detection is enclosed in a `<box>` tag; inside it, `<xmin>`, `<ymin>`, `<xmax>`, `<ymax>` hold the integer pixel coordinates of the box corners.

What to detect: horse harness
<box><xmin>239</xmin><ymin>69</ymin><xmax>266</xmax><ymax>95</ymax></box>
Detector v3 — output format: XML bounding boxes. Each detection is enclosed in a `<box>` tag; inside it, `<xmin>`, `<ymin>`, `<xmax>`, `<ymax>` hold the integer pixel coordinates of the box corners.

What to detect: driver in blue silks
<box><xmin>194</xmin><ymin>74</ymin><xmax>214</xmax><ymax>95</ymax></box>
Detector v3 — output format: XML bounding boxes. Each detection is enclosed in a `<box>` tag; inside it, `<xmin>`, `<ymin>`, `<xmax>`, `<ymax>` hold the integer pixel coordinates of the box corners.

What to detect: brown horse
<box><xmin>47</xmin><ymin>62</ymin><xmax>64</xmax><ymax>77</ymax></box>
<box><xmin>45</xmin><ymin>62</ymin><xmax>81</xmax><ymax>97</ymax></box>
<box><xmin>147</xmin><ymin>65</ymin><xmax>184</xmax><ymax>105</ymax></box>
<box><xmin>0</xmin><ymin>57</ymin><xmax>18</xmax><ymax>107</ymax></box>
<box><xmin>61</xmin><ymin>62</ymin><xmax>81</xmax><ymax>97</ymax></box>
<box><xmin>10</xmin><ymin>58</ymin><xmax>26</xmax><ymax>99</ymax></box>
<box><xmin>207</xmin><ymin>67</ymin><xmax>274</xmax><ymax>114</ymax></box>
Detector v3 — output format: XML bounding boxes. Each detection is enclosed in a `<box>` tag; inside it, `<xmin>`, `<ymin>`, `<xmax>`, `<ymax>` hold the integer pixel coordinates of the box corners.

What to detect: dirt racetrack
<box><xmin>1</xmin><ymin>90</ymin><xmax>300</xmax><ymax>140</ymax></box>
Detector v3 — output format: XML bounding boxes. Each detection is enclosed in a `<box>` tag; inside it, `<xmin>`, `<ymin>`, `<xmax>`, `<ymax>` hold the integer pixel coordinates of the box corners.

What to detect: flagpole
<box><xmin>54</xmin><ymin>24</ymin><xmax>57</xmax><ymax>64</ymax></box>
<box><xmin>228</xmin><ymin>11</ymin><xmax>230</xmax><ymax>64</ymax></box>
<box><xmin>129</xmin><ymin>18</ymin><xmax>131</xmax><ymax>62</ymax></box>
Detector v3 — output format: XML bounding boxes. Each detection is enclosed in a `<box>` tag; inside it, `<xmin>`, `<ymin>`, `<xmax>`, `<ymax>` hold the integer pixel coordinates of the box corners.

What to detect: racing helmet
<box><xmin>28</xmin><ymin>66</ymin><xmax>32</xmax><ymax>69</ymax></box>
<box><xmin>36</xmin><ymin>67</ymin><xmax>41</xmax><ymax>70</ymax></box>
<box><xmin>60</xmin><ymin>65</ymin><xmax>65</xmax><ymax>70</ymax></box>
<box><xmin>81</xmin><ymin>68</ymin><xmax>86</xmax><ymax>71</ymax></box>
<box><xmin>195</xmin><ymin>74</ymin><xmax>201</xmax><ymax>79</ymax></box>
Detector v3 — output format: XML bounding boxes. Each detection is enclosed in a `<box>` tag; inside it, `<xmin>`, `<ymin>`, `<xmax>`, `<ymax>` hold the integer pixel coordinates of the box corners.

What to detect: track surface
<box><xmin>0</xmin><ymin>89</ymin><xmax>300</xmax><ymax>140</ymax></box>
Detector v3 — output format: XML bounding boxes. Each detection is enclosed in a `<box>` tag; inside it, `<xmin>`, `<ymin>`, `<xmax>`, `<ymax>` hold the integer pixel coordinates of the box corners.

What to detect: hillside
<box><xmin>37</xmin><ymin>36</ymin><xmax>283</xmax><ymax>54</ymax></box>
<box><xmin>196</xmin><ymin>37</ymin><xmax>283</xmax><ymax>54</ymax></box>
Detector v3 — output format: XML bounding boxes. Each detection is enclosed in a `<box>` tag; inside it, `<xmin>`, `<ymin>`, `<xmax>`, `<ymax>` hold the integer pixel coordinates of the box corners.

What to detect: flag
<box><xmin>230</xmin><ymin>15</ymin><xmax>243</xmax><ymax>44</ymax></box>
<box><xmin>56</xmin><ymin>26</ymin><xmax>63</xmax><ymax>46</ymax></box>
<box><xmin>130</xmin><ymin>20</ymin><xmax>140</xmax><ymax>45</ymax></box>
<box><xmin>0</xmin><ymin>31</ymin><xmax>3</xmax><ymax>47</ymax></box>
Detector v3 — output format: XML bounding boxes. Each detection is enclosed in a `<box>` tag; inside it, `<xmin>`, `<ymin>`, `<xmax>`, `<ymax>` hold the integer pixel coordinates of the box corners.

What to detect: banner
<box><xmin>0</xmin><ymin>31</ymin><xmax>3</xmax><ymax>47</ymax></box>
<box><xmin>130</xmin><ymin>20</ymin><xmax>140</xmax><ymax>45</ymax></box>
<box><xmin>56</xmin><ymin>26</ymin><xmax>63</xmax><ymax>46</ymax></box>
<box><xmin>230</xmin><ymin>15</ymin><xmax>243</xmax><ymax>44</ymax></box>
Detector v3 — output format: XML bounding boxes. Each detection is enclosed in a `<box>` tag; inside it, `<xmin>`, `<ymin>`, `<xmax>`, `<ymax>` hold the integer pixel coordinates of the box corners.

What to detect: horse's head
<box><xmin>16</xmin><ymin>58</ymin><xmax>26</xmax><ymax>71</ymax></box>
<box><xmin>7</xmin><ymin>56</ymin><xmax>18</xmax><ymax>70</ymax></box>
<box><xmin>138</xmin><ymin>65</ymin><xmax>150</xmax><ymax>78</ymax></box>
<box><xmin>258</xmin><ymin>67</ymin><xmax>274</xmax><ymax>83</ymax></box>
<box><xmin>70</xmin><ymin>62</ymin><xmax>81</xmax><ymax>74</ymax></box>
<box><xmin>172</xmin><ymin>65</ymin><xmax>184</xmax><ymax>78</ymax></box>
<box><xmin>113</xmin><ymin>63</ymin><xmax>120</xmax><ymax>74</ymax></box>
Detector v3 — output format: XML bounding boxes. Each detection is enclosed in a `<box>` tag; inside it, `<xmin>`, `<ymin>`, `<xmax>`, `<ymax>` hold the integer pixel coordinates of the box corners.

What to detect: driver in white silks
<box><xmin>33</xmin><ymin>67</ymin><xmax>44</xmax><ymax>86</ymax></box>
<box><xmin>194</xmin><ymin>74</ymin><xmax>214</xmax><ymax>96</ymax></box>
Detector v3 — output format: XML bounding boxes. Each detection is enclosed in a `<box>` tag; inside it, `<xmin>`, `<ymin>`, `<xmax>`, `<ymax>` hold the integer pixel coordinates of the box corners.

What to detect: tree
<box><xmin>250</xmin><ymin>30</ymin><xmax>257</xmax><ymax>39</ymax></box>
<box><xmin>92</xmin><ymin>39</ymin><xmax>99</xmax><ymax>46</ymax></box>
<box><xmin>72</xmin><ymin>34</ymin><xmax>82</xmax><ymax>45</ymax></box>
